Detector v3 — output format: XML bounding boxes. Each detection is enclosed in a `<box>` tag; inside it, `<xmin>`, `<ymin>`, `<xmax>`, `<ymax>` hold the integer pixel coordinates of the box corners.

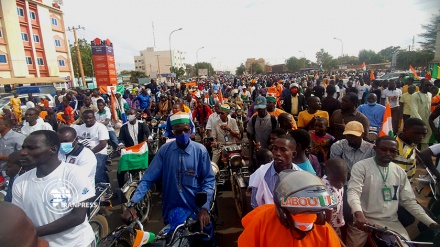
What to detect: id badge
<box><xmin>224</xmin><ymin>135</ymin><xmax>229</xmax><ymax>142</ymax></box>
<box><xmin>382</xmin><ymin>187</ymin><xmax>392</xmax><ymax>201</ymax></box>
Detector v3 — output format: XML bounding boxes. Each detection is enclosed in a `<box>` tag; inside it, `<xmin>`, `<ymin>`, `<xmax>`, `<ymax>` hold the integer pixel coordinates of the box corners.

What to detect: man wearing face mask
<box><xmin>117</xmin><ymin>109</ymin><xmax>150</xmax><ymax>187</ymax></box>
<box><xmin>123</xmin><ymin>112</ymin><xmax>216</xmax><ymax>246</ymax></box>
<box><xmin>357</xmin><ymin>93</ymin><xmax>385</xmax><ymax>132</ymax></box>
<box><xmin>281</xmin><ymin>83</ymin><xmax>307</xmax><ymax>119</ymax></box>
<box><xmin>57</xmin><ymin>127</ymin><xmax>97</xmax><ymax>186</ymax></box>
<box><xmin>330</xmin><ymin>121</ymin><xmax>375</xmax><ymax>173</ymax></box>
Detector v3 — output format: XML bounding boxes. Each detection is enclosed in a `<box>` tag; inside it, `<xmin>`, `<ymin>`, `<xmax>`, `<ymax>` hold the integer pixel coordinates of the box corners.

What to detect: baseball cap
<box><xmin>290</xmin><ymin>83</ymin><xmax>299</xmax><ymax>89</ymax></box>
<box><xmin>254</xmin><ymin>96</ymin><xmax>267</xmax><ymax>109</ymax></box>
<box><xmin>343</xmin><ymin>121</ymin><xmax>364</xmax><ymax>137</ymax></box>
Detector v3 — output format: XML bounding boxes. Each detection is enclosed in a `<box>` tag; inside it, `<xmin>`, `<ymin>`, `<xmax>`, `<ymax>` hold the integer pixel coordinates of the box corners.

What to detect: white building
<box><xmin>134</xmin><ymin>47</ymin><xmax>186</xmax><ymax>77</ymax></box>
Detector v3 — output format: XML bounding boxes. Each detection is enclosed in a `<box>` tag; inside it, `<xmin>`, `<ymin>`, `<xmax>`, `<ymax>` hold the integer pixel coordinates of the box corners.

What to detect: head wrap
<box><xmin>170</xmin><ymin>112</ymin><xmax>190</xmax><ymax>126</ymax></box>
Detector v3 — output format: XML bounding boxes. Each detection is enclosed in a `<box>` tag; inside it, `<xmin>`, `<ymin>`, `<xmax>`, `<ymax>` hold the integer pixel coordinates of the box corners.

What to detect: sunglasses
<box><xmin>376</xmin><ymin>146</ymin><xmax>398</xmax><ymax>155</ymax></box>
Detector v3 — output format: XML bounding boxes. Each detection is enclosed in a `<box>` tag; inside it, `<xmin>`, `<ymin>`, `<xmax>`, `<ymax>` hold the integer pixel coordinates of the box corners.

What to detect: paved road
<box><xmin>105</xmin><ymin>157</ymin><xmax>244</xmax><ymax>247</ymax></box>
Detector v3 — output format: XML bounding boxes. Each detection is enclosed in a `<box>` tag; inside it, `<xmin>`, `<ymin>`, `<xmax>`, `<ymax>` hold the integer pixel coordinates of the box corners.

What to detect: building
<box><xmin>245</xmin><ymin>58</ymin><xmax>266</xmax><ymax>74</ymax></box>
<box><xmin>0</xmin><ymin>0</ymin><xmax>73</xmax><ymax>90</ymax></box>
<box><xmin>134</xmin><ymin>47</ymin><xmax>185</xmax><ymax>78</ymax></box>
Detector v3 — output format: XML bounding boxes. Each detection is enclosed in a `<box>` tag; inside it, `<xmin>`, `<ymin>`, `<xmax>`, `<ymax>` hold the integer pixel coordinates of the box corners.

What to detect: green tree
<box><xmin>418</xmin><ymin>11</ymin><xmax>440</xmax><ymax>51</ymax></box>
<box><xmin>285</xmin><ymin>57</ymin><xmax>302</xmax><ymax>72</ymax></box>
<box><xmin>236</xmin><ymin>63</ymin><xmax>246</xmax><ymax>75</ymax></box>
<box><xmin>249</xmin><ymin>62</ymin><xmax>263</xmax><ymax>74</ymax></box>
<box><xmin>194</xmin><ymin>62</ymin><xmax>213</xmax><ymax>76</ymax></box>
<box><xmin>358</xmin><ymin>49</ymin><xmax>386</xmax><ymax>64</ymax></box>
<box><xmin>70</xmin><ymin>38</ymin><xmax>93</xmax><ymax>78</ymax></box>
<box><xmin>378</xmin><ymin>46</ymin><xmax>401</xmax><ymax>60</ymax></box>
<box><xmin>315</xmin><ymin>49</ymin><xmax>338</xmax><ymax>70</ymax></box>
<box><xmin>395</xmin><ymin>50</ymin><xmax>435</xmax><ymax>70</ymax></box>
<box><xmin>170</xmin><ymin>66</ymin><xmax>185</xmax><ymax>79</ymax></box>
<box><xmin>124</xmin><ymin>70</ymin><xmax>146</xmax><ymax>83</ymax></box>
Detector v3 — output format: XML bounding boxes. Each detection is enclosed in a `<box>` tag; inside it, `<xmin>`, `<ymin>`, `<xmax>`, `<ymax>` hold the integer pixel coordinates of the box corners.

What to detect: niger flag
<box><xmin>380</xmin><ymin>101</ymin><xmax>394</xmax><ymax>137</ymax></box>
<box><xmin>370</xmin><ymin>70</ymin><xmax>375</xmax><ymax>81</ymax></box>
<box><xmin>361</xmin><ymin>62</ymin><xmax>366</xmax><ymax>71</ymax></box>
<box><xmin>409</xmin><ymin>65</ymin><xmax>420</xmax><ymax>79</ymax></box>
<box><xmin>118</xmin><ymin>141</ymin><xmax>149</xmax><ymax>172</ymax></box>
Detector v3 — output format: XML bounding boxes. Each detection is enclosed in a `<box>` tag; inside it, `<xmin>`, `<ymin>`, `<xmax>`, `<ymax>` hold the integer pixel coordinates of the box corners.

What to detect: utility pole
<box><xmin>156</xmin><ymin>55</ymin><xmax>161</xmax><ymax>81</ymax></box>
<box><xmin>68</xmin><ymin>26</ymin><xmax>87</xmax><ymax>88</ymax></box>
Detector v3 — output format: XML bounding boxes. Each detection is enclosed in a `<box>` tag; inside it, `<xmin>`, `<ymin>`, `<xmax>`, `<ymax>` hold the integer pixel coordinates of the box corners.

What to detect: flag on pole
<box><xmin>361</xmin><ymin>62</ymin><xmax>366</xmax><ymax>71</ymax></box>
<box><xmin>118</xmin><ymin>141</ymin><xmax>149</xmax><ymax>172</ymax></box>
<box><xmin>99</xmin><ymin>85</ymin><xmax>125</xmax><ymax>121</ymax></box>
<box><xmin>380</xmin><ymin>101</ymin><xmax>394</xmax><ymax>137</ymax></box>
<box><xmin>218</xmin><ymin>89</ymin><xmax>224</xmax><ymax>103</ymax></box>
<box><xmin>319</xmin><ymin>65</ymin><xmax>323</xmax><ymax>72</ymax></box>
<box><xmin>370</xmin><ymin>70</ymin><xmax>375</xmax><ymax>81</ymax></box>
<box><xmin>409</xmin><ymin>65</ymin><xmax>420</xmax><ymax>79</ymax></box>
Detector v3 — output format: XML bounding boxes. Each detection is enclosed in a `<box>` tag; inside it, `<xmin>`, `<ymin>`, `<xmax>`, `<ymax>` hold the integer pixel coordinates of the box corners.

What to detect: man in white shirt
<box><xmin>206</xmin><ymin>102</ymin><xmax>230</xmax><ymax>137</ymax></box>
<box><xmin>12</xmin><ymin>130</ymin><xmax>95</xmax><ymax>247</ymax></box>
<box><xmin>95</xmin><ymin>99</ymin><xmax>119</xmax><ymax>151</ymax></box>
<box><xmin>73</xmin><ymin>110</ymin><xmax>109</xmax><ymax>184</ymax></box>
<box><xmin>58</xmin><ymin>127</ymin><xmax>97</xmax><ymax>186</ymax></box>
<box><xmin>21</xmin><ymin>108</ymin><xmax>53</xmax><ymax>137</ymax></box>
<box><xmin>346</xmin><ymin>136</ymin><xmax>439</xmax><ymax>247</ymax></box>
<box><xmin>381</xmin><ymin>80</ymin><xmax>402</xmax><ymax>135</ymax></box>
<box><xmin>91</xmin><ymin>89</ymin><xmax>104</xmax><ymax>107</ymax></box>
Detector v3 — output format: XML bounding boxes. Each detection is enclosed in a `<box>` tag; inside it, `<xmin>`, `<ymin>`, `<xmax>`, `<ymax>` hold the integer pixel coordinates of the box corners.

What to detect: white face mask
<box><xmin>127</xmin><ymin>114</ymin><xmax>136</xmax><ymax>122</ymax></box>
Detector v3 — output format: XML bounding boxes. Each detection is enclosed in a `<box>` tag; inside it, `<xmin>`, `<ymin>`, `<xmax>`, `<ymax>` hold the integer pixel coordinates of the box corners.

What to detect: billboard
<box><xmin>91</xmin><ymin>38</ymin><xmax>117</xmax><ymax>87</ymax></box>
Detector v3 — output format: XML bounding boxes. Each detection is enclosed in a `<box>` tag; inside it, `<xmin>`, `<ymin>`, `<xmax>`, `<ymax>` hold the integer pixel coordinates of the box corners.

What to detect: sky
<box><xmin>62</xmin><ymin>0</ymin><xmax>440</xmax><ymax>72</ymax></box>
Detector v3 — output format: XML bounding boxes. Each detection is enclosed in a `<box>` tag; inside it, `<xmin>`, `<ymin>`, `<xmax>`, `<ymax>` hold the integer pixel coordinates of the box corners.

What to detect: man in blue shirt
<box><xmin>123</xmin><ymin>112</ymin><xmax>215</xmax><ymax>244</ymax></box>
<box><xmin>357</xmin><ymin>93</ymin><xmax>385</xmax><ymax>129</ymax></box>
<box><xmin>133</xmin><ymin>89</ymin><xmax>151</xmax><ymax>115</ymax></box>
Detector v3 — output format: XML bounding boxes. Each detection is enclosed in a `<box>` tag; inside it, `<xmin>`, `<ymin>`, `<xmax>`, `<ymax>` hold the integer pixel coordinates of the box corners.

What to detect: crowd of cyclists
<box><xmin>1</xmin><ymin>70</ymin><xmax>440</xmax><ymax>246</ymax></box>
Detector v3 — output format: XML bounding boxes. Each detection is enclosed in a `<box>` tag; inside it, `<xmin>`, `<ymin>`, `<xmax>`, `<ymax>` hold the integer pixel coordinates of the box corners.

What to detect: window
<box><xmin>33</xmin><ymin>34</ymin><xmax>40</xmax><ymax>43</ymax></box>
<box><xmin>0</xmin><ymin>54</ymin><xmax>6</xmax><ymax>64</ymax></box>
<box><xmin>51</xmin><ymin>18</ymin><xmax>58</xmax><ymax>26</ymax></box>
<box><xmin>54</xmin><ymin>39</ymin><xmax>61</xmax><ymax>47</ymax></box>
<box><xmin>21</xmin><ymin>32</ymin><xmax>28</xmax><ymax>41</ymax></box>
<box><xmin>30</xmin><ymin>11</ymin><xmax>36</xmax><ymax>20</ymax></box>
<box><xmin>26</xmin><ymin>56</ymin><xmax>32</xmax><ymax>65</ymax></box>
<box><xmin>0</xmin><ymin>29</ymin><xmax>2</xmax><ymax>38</ymax></box>
<box><xmin>17</xmin><ymin>8</ymin><xmax>24</xmax><ymax>17</ymax></box>
<box><xmin>37</xmin><ymin>57</ymin><xmax>44</xmax><ymax>66</ymax></box>
<box><xmin>58</xmin><ymin>59</ymin><xmax>65</xmax><ymax>66</ymax></box>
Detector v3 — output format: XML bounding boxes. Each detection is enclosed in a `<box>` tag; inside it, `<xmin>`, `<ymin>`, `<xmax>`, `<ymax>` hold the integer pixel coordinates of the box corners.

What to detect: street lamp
<box><xmin>209</xmin><ymin>57</ymin><xmax>216</xmax><ymax>76</ymax></box>
<box><xmin>299</xmin><ymin>50</ymin><xmax>305</xmax><ymax>69</ymax></box>
<box><xmin>196</xmin><ymin>46</ymin><xmax>204</xmax><ymax>77</ymax></box>
<box><xmin>333</xmin><ymin>37</ymin><xmax>343</xmax><ymax>67</ymax></box>
<box><xmin>169</xmin><ymin>28</ymin><xmax>182</xmax><ymax>70</ymax></box>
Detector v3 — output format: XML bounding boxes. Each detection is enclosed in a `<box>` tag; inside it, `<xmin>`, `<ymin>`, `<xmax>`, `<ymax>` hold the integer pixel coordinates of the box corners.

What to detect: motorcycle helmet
<box><xmin>274</xmin><ymin>169</ymin><xmax>336</xmax><ymax>215</ymax></box>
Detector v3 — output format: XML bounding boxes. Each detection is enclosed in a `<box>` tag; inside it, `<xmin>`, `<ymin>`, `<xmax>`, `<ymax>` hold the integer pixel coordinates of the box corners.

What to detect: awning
<box><xmin>0</xmin><ymin>77</ymin><xmax>69</xmax><ymax>85</ymax></box>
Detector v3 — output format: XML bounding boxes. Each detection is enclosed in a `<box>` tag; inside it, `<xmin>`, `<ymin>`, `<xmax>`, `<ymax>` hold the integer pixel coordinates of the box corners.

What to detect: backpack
<box><xmin>251</xmin><ymin>114</ymin><xmax>277</xmax><ymax>134</ymax></box>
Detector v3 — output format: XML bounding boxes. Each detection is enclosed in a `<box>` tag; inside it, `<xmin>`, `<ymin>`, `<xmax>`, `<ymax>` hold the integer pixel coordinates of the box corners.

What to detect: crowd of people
<box><xmin>1</xmin><ymin>71</ymin><xmax>440</xmax><ymax>246</ymax></box>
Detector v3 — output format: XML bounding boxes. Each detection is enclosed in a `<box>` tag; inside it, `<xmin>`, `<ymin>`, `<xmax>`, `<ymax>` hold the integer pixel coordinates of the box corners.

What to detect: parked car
<box><xmin>0</xmin><ymin>94</ymin><xmax>55</xmax><ymax>115</ymax></box>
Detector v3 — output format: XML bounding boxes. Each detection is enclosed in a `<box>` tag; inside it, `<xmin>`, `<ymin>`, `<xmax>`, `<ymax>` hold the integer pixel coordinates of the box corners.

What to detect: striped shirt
<box><xmin>393</xmin><ymin>136</ymin><xmax>417</xmax><ymax>181</ymax></box>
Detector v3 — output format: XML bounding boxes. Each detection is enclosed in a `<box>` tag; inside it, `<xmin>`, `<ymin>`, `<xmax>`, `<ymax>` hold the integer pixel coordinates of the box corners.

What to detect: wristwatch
<box><xmin>126</xmin><ymin>201</ymin><xmax>137</xmax><ymax>208</ymax></box>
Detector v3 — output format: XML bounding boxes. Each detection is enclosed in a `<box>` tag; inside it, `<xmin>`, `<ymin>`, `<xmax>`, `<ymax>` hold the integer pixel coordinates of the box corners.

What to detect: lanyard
<box><xmin>375</xmin><ymin>158</ymin><xmax>389</xmax><ymax>186</ymax></box>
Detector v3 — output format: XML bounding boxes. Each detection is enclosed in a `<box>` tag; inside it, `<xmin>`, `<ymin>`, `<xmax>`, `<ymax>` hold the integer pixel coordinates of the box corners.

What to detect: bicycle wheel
<box><xmin>123</xmin><ymin>186</ymin><xmax>152</xmax><ymax>224</ymax></box>
<box><xmin>89</xmin><ymin>214</ymin><xmax>109</xmax><ymax>244</ymax></box>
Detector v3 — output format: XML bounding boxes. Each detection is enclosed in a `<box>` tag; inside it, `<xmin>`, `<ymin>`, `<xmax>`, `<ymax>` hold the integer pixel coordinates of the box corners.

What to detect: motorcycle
<box><xmin>146</xmin><ymin>116</ymin><xmax>167</xmax><ymax>156</ymax></box>
<box><xmin>99</xmin><ymin>192</ymin><xmax>211</xmax><ymax>247</ymax></box>
<box><xmin>121</xmin><ymin>169</ymin><xmax>153</xmax><ymax>225</ymax></box>
<box><xmin>88</xmin><ymin>182</ymin><xmax>112</xmax><ymax>244</ymax></box>
<box><xmin>364</xmin><ymin>223</ymin><xmax>438</xmax><ymax>247</ymax></box>
<box><xmin>216</xmin><ymin>142</ymin><xmax>250</xmax><ymax>218</ymax></box>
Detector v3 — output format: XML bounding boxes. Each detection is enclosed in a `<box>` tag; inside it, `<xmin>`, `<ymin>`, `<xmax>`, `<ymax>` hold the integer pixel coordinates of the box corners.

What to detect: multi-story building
<box><xmin>134</xmin><ymin>47</ymin><xmax>185</xmax><ymax>77</ymax></box>
<box><xmin>0</xmin><ymin>0</ymin><xmax>73</xmax><ymax>89</ymax></box>
<box><xmin>245</xmin><ymin>58</ymin><xmax>266</xmax><ymax>73</ymax></box>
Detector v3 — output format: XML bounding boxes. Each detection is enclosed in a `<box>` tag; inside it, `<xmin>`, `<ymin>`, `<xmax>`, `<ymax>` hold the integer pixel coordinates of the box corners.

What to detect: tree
<box><xmin>236</xmin><ymin>63</ymin><xmax>246</xmax><ymax>75</ymax></box>
<box><xmin>170</xmin><ymin>66</ymin><xmax>185</xmax><ymax>79</ymax></box>
<box><xmin>249</xmin><ymin>62</ymin><xmax>263</xmax><ymax>74</ymax></box>
<box><xmin>315</xmin><ymin>49</ymin><xmax>338</xmax><ymax>71</ymax></box>
<box><xmin>358</xmin><ymin>49</ymin><xmax>386</xmax><ymax>64</ymax></box>
<box><xmin>378</xmin><ymin>46</ymin><xmax>401</xmax><ymax>60</ymax></box>
<box><xmin>120</xmin><ymin>70</ymin><xmax>131</xmax><ymax>75</ymax></box>
<box><xmin>418</xmin><ymin>11</ymin><xmax>440</xmax><ymax>51</ymax></box>
<box><xmin>395</xmin><ymin>50</ymin><xmax>434</xmax><ymax>70</ymax></box>
<box><xmin>70</xmin><ymin>39</ymin><xmax>93</xmax><ymax>78</ymax></box>
<box><xmin>285</xmin><ymin>57</ymin><xmax>302</xmax><ymax>72</ymax></box>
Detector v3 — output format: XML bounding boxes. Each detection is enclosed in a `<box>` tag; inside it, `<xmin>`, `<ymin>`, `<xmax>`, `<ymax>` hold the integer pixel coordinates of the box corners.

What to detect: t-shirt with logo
<box><xmin>58</xmin><ymin>147</ymin><xmax>97</xmax><ymax>186</ymax></box>
<box><xmin>12</xmin><ymin>162</ymin><xmax>95</xmax><ymax>247</ymax></box>
<box><xmin>73</xmin><ymin>122</ymin><xmax>110</xmax><ymax>155</ymax></box>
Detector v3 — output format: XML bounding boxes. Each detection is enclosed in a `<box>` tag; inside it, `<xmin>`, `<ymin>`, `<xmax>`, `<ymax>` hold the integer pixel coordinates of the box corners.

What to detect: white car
<box><xmin>0</xmin><ymin>93</ymin><xmax>55</xmax><ymax>116</ymax></box>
